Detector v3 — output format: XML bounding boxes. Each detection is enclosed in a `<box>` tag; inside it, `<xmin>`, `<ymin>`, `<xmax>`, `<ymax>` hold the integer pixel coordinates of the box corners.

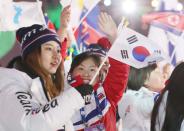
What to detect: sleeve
<box><xmin>61</xmin><ymin>38</ymin><xmax>68</xmax><ymax>60</ymax></box>
<box><xmin>155</xmin><ymin>92</ymin><xmax>168</xmax><ymax>131</ymax></box>
<box><xmin>181</xmin><ymin>121</ymin><xmax>184</xmax><ymax>131</ymax></box>
<box><xmin>0</xmin><ymin>68</ymin><xmax>84</xmax><ymax>131</ymax></box>
<box><xmin>103</xmin><ymin>58</ymin><xmax>129</xmax><ymax>106</ymax></box>
<box><xmin>139</xmin><ymin>94</ymin><xmax>155</xmax><ymax>118</ymax></box>
<box><xmin>118</xmin><ymin>91</ymin><xmax>145</xmax><ymax>131</ymax></box>
<box><xmin>118</xmin><ymin>91</ymin><xmax>135</xmax><ymax>119</ymax></box>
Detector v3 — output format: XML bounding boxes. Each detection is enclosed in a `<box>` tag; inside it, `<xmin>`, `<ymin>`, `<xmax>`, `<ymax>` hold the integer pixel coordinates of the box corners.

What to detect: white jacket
<box><xmin>0</xmin><ymin>67</ymin><xmax>84</xmax><ymax>131</ymax></box>
<box><xmin>118</xmin><ymin>87</ymin><xmax>159</xmax><ymax>131</ymax></box>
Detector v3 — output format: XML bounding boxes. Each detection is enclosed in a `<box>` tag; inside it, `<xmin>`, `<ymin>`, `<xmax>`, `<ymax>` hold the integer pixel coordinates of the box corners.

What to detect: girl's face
<box><xmin>144</xmin><ymin>66</ymin><xmax>165</xmax><ymax>92</ymax></box>
<box><xmin>72</xmin><ymin>58</ymin><xmax>99</xmax><ymax>84</ymax></box>
<box><xmin>40</xmin><ymin>41</ymin><xmax>61</xmax><ymax>74</ymax></box>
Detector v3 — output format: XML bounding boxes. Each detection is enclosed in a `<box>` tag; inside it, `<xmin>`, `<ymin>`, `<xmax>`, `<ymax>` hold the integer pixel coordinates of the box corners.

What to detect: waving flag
<box><xmin>74</xmin><ymin>4</ymin><xmax>103</xmax><ymax>52</ymax></box>
<box><xmin>142</xmin><ymin>12</ymin><xmax>184</xmax><ymax>35</ymax></box>
<box><xmin>108</xmin><ymin>27</ymin><xmax>165</xmax><ymax>68</ymax></box>
<box><xmin>142</xmin><ymin>0</ymin><xmax>184</xmax><ymax>66</ymax></box>
<box><xmin>0</xmin><ymin>1</ymin><xmax>45</xmax><ymax>31</ymax></box>
<box><xmin>61</xmin><ymin>0</ymin><xmax>84</xmax><ymax>28</ymax></box>
<box><xmin>142</xmin><ymin>12</ymin><xmax>184</xmax><ymax>65</ymax></box>
<box><xmin>61</xmin><ymin>0</ymin><xmax>102</xmax><ymax>52</ymax></box>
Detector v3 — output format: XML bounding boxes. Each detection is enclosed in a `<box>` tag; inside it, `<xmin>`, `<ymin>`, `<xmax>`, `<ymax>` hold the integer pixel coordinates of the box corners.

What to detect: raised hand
<box><xmin>57</xmin><ymin>5</ymin><xmax>71</xmax><ymax>41</ymax></box>
<box><xmin>60</xmin><ymin>5</ymin><xmax>71</xmax><ymax>29</ymax></box>
<box><xmin>98</xmin><ymin>12</ymin><xmax>118</xmax><ymax>43</ymax></box>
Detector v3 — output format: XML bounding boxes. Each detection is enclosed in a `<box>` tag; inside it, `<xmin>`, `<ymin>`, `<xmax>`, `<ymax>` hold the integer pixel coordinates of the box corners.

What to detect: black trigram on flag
<box><xmin>127</xmin><ymin>35</ymin><xmax>138</xmax><ymax>44</ymax></box>
<box><xmin>121</xmin><ymin>50</ymin><xmax>129</xmax><ymax>59</ymax></box>
<box><xmin>148</xmin><ymin>60</ymin><xmax>156</xmax><ymax>65</ymax></box>
<box><xmin>154</xmin><ymin>50</ymin><xmax>161</xmax><ymax>54</ymax></box>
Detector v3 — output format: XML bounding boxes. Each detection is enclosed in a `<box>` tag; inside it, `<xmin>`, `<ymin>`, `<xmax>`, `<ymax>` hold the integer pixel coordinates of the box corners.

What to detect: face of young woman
<box><xmin>40</xmin><ymin>41</ymin><xmax>62</xmax><ymax>74</ymax></box>
<box><xmin>144</xmin><ymin>66</ymin><xmax>165</xmax><ymax>92</ymax></box>
<box><xmin>72</xmin><ymin>58</ymin><xmax>99</xmax><ymax>85</ymax></box>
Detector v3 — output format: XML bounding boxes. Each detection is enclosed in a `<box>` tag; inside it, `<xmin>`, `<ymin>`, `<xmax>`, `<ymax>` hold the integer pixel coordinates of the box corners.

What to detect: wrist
<box><xmin>57</xmin><ymin>27</ymin><xmax>67</xmax><ymax>41</ymax></box>
<box><xmin>108</xmin><ymin>31</ymin><xmax>117</xmax><ymax>43</ymax></box>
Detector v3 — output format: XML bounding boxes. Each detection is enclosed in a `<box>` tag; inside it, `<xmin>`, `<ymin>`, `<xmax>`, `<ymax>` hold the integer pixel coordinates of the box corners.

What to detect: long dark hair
<box><xmin>151</xmin><ymin>62</ymin><xmax>184</xmax><ymax>131</ymax></box>
<box><xmin>128</xmin><ymin>64</ymin><xmax>157</xmax><ymax>91</ymax></box>
<box><xmin>7</xmin><ymin>56</ymin><xmax>22</xmax><ymax>69</ymax></box>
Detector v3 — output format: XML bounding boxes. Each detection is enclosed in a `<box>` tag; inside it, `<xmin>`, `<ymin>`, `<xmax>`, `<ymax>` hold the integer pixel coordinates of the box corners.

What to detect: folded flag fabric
<box><xmin>142</xmin><ymin>11</ymin><xmax>184</xmax><ymax>35</ymax></box>
<box><xmin>143</xmin><ymin>11</ymin><xmax>184</xmax><ymax>66</ymax></box>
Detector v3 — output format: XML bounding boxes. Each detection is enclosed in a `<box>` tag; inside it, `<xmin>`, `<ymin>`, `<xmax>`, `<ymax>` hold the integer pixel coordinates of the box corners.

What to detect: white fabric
<box><xmin>118</xmin><ymin>87</ymin><xmax>159</xmax><ymax>131</ymax></box>
<box><xmin>148</xmin><ymin>25</ymin><xmax>184</xmax><ymax>65</ymax></box>
<box><xmin>0</xmin><ymin>1</ymin><xmax>45</xmax><ymax>31</ymax></box>
<box><xmin>0</xmin><ymin>67</ymin><xmax>84</xmax><ymax>131</ymax></box>
<box><xmin>108</xmin><ymin>27</ymin><xmax>165</xmax><ymax>69</ymax></box>
<box><xmin>181</xmin><ymin>121</ymin><xmax>184</xmax><ymax>131</ymax></box>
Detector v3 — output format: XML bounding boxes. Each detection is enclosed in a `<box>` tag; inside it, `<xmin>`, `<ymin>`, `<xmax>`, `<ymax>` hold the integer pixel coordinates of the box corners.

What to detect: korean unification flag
<box><xmin>0</xmin><ymin>1</ymin><xmax>45</xmax><ymax>31</ymax></box>
<box><xmin>108</xmin><ymin>27</ymin><xmax>166</xmax><ymax>68</ymax></box>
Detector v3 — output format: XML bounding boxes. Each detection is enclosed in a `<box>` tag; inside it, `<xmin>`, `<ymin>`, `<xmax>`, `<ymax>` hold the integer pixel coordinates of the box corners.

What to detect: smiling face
<box><xmin>72</xmin><ymin>58</ymin><xmax>99</xmax><ymax>84</ymax></box>
<box><xmin>40</xmin><ymin>41</ymin><xmax>62</xmax><ymax>74</ymax></box>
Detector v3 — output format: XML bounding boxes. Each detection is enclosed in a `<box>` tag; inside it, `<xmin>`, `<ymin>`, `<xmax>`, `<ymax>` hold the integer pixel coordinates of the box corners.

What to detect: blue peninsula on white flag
<box><xmin>108</xmin><ymin>27</ymin><xmax>166</xmax><ymax>68</ymax></box>
<box><xmin>0</xmin><ymin>1</ymin><xmax>45</xmax><ymax>31</ymax></box>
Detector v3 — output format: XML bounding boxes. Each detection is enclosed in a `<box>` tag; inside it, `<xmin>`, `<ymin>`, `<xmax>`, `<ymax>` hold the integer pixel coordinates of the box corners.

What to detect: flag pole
<box><xmin>60</xmin><ymin>0</ymin><xmax>80</xmax><ymax>53</ymax></box>
<box><xmin>73</xmin><ymin>0</ymin><xmax>101</xmax><ymax>33</ymax></box>
<box><xmin>36</xmin><ymin>0</ymin><xmax>46</xmax><ymax>26</ymax></box>
<box><xmin>68</xmin><ymin>0</ymin><xmax>80</xmax><ymax>53</ymax></box>
<box><xmin>89</xmin><ymin>17</ymin><xmax>128</xmax><ymax>85</ymax></box>
<box><xmin>89</xmin><ymin>55</ymin><xmax>108</xmax><ymax>85</ymax></box>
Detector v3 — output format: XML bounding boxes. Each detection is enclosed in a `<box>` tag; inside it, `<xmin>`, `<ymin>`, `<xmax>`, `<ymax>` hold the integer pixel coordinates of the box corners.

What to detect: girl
<box><xmin>151</xmin><ymin>62</ymin><xmax>184</xmax><ymax>131</ymax></box>
<box><xmin>118</xmin><ymin>64</ymin><xmax>165</xmax><ymax>131</ymax></box>
<box><xmin>0</xmin><ymin>24</ymin><xmax>92</xmax><ymax>131</ymax></box>
<box><xmin>68</xmin><ymin>51</ymin><xmax>129</xmax><ymax>131</ymax></box>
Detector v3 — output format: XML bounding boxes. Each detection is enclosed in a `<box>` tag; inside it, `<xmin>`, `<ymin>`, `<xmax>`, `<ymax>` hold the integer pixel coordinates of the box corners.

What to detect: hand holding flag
<box><xmin>98</xmin><ymin>12</ymin><xmax>118</xmax><ymax>43</ymax></box>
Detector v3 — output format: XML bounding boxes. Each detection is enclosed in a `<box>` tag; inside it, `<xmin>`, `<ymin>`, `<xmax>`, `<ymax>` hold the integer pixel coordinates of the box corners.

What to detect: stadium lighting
<box><xmin>122</xmin><ymin>0</ymin><xmax>137</xmax><ymax>14</ymax></box>
<box><xmin>104</xmin><ymin>0</ymin><xmax>111</xmax><ymax>6</ymax></box>
<box><xmin>176</xmin><ymin>2</ymin><xmax>183</xmax><ymax>11</ymax></box>
<box><xmin>151</xmin><ymin>0</ymin><xmax>159</xmax><ymax>8</ymax></box>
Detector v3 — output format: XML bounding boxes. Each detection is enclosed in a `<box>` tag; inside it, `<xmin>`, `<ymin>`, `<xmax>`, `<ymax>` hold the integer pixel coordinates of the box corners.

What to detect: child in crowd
<box><xmin>67</xmin><ymin>49</ymin><xmax>129</xmax><ymax>131</ymax></box>
<box><xmin>118</xmin><ymin>63</ymin><xmax>165</xmax><ymax>131</ymax></box>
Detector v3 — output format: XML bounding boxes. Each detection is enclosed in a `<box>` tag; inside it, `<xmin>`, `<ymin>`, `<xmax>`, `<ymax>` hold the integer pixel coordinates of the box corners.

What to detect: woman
<box><xmin>151</xmin><ymin>62</ymin><xmax>184</xmax><ymax>131</ymax></box>
<box><xmin>0</xmin><ymin>24</ymin><xmax>92</xmax><ymax>131</ymax></box>
<box><xmin>118</xmin><ymin>64</ymin><xmax>165</xmax><ymax>131</ymax></box>
<box><xmin>67</xmin><ymin>51</ymin><xmax>129</xmax><ymax>131</ymax></box>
